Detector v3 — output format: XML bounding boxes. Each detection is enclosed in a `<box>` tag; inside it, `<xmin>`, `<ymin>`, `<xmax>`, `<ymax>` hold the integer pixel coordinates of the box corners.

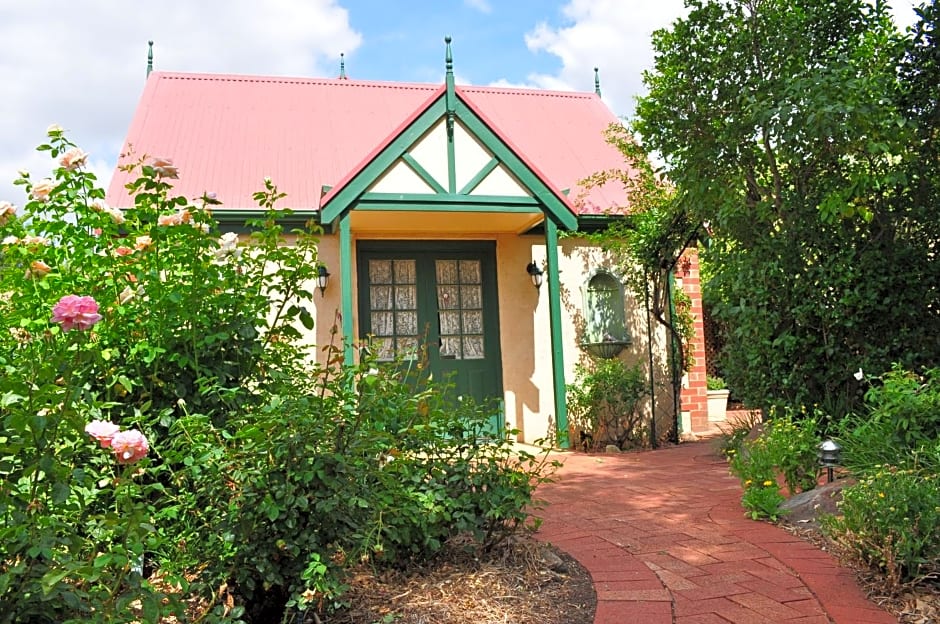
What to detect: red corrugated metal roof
<box><xmin>107</xmin><ymin>71</ymin><xmax>632</xmax><ymax>216</ymax></box>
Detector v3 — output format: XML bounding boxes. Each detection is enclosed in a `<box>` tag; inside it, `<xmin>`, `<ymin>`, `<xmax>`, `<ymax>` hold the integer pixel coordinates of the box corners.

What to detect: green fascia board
<box><xmin>356</xmin><ymin>193</ymin><xmax>540</xmax><ymax>212</ymax></box>
<box><xmin>575</xmin><ymin>213</ymin><xmax>631</xmax><ymax>232</ymax></box>
<box><xmin>320</xmin><ymin>92</ymin><xmax>579</xmax><ymax>231</ymax></box>
<box><xmin>213</xmin><ymin>208</ymin><xmax>322</xmax><ymax>233</ymax></box>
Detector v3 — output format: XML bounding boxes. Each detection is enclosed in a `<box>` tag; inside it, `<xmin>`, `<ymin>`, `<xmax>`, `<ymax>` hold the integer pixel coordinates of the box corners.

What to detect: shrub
<box><xmin>566</xmin><ymin>358</ymin><xmax>650</xmax><ymax>450</ymax></box>
<box><xmin>762</xmin><ymin>410</ymin><xmax>821</xmax><ymax>494</ymax></box>
<box><xmin>823</xmin><ymin>463</ymin><xmax>940</xmax><ymax>590</ymax></box>
<box><xmin>0</xmin><ymin>131</ymin><xmax>558</xmax><ymax>623</ymax></box>
<box><xmin>727</xmin><ymin>408</ymin><xmax>821</xmax><ymax>521</ymax></box>
<box><xmin>823</xmin><ymin>366</ymin><xmax>940</xmax><ymax>590</ymax></box>
<box><xmin>838</xmin><ymin>366</ymin><xmax>940</xmax><ymax>474</ymax></box>
<box><xmin>741</xmin><ymin>482</ymin><xmax>787</xmax><ymax>522</ymax></box>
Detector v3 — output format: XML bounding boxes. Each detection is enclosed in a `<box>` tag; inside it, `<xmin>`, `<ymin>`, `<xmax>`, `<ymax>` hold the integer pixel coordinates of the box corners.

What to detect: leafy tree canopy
<box><xmin>628</xmin><ymin>0</ymin><xmax>940</xmax><ymax>414</ymax></box>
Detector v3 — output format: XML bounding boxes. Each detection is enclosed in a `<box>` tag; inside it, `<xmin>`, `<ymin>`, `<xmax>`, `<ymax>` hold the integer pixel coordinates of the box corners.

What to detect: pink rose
<box><xmin>134</xmin><ymin>235</ymin><xmax>152</xmax><ymax>251</ymax></box>
<box><xmin>105</xmin><ymin>207</ymin><xmax>125</xmax><ymax>225</ymax></box>
<box><xmin>30</xmin><ymin>179</ymin><xmax>55</xmax><ymax>202</ymax></box>
<box><xmin>59</xmin><ymin>148</ymin><xmax>89</xmax><ymax>171</ymax></box>
<box><xmin>28</xmin><ymin>260</ymin><xmax>51</xmax><ymax>278</ymax></box>
<box><xmin>157</xmin><ymin>213</ymin><xmax>182</xmax><ymax>227</ymax></box>
<box><xmin>0</xmin><ymin>201</ymin><xmax>15</xmax><ymax>225</ymax></box>
<box><xmin>150</xmin><ymin>157</ymin><xmax>179</xmax><ymax>180</ymax></box>
<box><xmin>22</xmin><ymin>235</ymin><xmax>50</xmax><ymax>248</ymax></box>
<box><xmin>113</xmin><ymin>245</ymin><xmax>135</xmax><ymax>257</ymax></box>
<box><xmin>110</xmin><ymin>429</ymin><xmax>149</xmax><ymax>464</ymax></box>
<box><xmin>117</xmin><ymin>286</ymin><xmax>135</xmax><ymax>305</ymax></box>
<box><xmin>85</xmin><ymin>420</ymin><xmax>121</xmax><ymax>448</ymax></box>
<box><xmin>51</xmin><ymin>294</ymin><xmax>102</xmax><ymax>332</ymax></box>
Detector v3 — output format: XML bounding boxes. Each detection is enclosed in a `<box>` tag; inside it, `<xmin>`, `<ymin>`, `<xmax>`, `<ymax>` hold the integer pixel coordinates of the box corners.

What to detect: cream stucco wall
<box><xmin>299</xmin><ymin>230</ymin><xmax>677</xmax><ymax>446</ymax></box>
<box><xmin>501</xmin><ymin>235</ymin><xmax>676</xmax><ymax>446</ymax></box>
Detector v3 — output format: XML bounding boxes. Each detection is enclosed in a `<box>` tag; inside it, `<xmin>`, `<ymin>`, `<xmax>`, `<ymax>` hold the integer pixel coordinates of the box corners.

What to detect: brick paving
<box><xmin>534</xmin><ymin>440</ymin><xmax>896</xmax><ymax>624</ymax></box>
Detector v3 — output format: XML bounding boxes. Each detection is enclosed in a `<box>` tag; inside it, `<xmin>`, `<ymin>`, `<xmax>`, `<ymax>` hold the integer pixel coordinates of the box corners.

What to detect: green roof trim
<box><xmin>458</xmin><ymin>157</ymin><xmax>500</xmax><ymax>195</ymax></box>
<box><xmin>319</xmin><ymin>89</ymin><xmax>579</xmax><ymax>232</ymax></box>
<box><xmin>213</xmin><ymin>208</ymin><xmax>322</xmax><ymax>233</ymax></box>
<box><xmin>401</xmin><ymin>153</ymin><xmax>447</xmax><ymax>194</ymax></box>
<box><xmin>357</xmin><ymin>192</ymin><xmax>540</xmax><ymax>211</ymax></box>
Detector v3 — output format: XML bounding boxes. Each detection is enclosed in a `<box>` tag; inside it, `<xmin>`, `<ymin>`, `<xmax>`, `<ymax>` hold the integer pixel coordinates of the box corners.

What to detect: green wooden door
<box><xmin>357</xmin><ymin>241</ymin><xmax>503</xmax><ymax>431</ymax></box>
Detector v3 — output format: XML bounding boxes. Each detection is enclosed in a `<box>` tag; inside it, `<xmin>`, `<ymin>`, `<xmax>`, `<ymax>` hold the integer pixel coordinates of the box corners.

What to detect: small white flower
<box><xmin>853</xmin><ymin>368</ymin><xmax>864</xmax><ymax>381</ymax></box>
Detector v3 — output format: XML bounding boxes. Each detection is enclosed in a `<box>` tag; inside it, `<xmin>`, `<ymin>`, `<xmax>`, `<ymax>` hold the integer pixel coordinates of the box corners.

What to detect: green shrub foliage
<box><xmin>566</xmin><ymin>358</ymin><xmax>650</xmax><ymax>450</ymax></box>
<box><xmin>0</xmin><ymin>131</ymin><xmax>556</xmax><ymax>623</ymax></box>
<box><xmin>824</xmin><ymin>463</ymin><xmax>940</xmax><ymax>590</ymax></box>
<box><xmin>824</xmin><ymin>366</ymin><xmax>940</xmax><ymax>589</ymax></box>
<box><xmin>727</xmin><ymin>408</ymin><xmax>821</xmax><ymax>520</ymax></box>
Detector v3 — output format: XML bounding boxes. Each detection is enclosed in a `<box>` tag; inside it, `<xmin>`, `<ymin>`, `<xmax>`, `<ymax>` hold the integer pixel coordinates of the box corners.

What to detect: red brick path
<box><xmin>534</xmin><ymin>441</ymin><xmax>895</xmax><ymax>624</ymax></box>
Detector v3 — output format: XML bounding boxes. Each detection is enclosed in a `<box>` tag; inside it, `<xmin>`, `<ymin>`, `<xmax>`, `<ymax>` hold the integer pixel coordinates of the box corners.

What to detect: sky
<box><xmin>0</xmin><ymin>0</ymin><xmax>922</xmax><ymax>204</ymax></box>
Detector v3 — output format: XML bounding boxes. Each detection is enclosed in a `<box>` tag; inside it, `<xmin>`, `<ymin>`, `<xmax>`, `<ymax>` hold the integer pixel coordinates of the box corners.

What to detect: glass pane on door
<box><xmin>435</xmin><ymin>259</ymin><xmax>485</xmax><ymax>360</ymax></box>
<box><xmin>368</xmin><ymin>259</ymin><xmax>418</xmax><ymax>360</ymax></box>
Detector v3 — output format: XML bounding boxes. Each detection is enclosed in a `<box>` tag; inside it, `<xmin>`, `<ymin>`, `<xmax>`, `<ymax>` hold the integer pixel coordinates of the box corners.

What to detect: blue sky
<box><xmin>0</xmin><ymin>0</ymin><xmax>920</xmax><ymax>203</ymax></box>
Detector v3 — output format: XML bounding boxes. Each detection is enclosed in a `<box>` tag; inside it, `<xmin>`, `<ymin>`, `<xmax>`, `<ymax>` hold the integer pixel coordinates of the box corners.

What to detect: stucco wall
<box><xmin>505</xmin><ymin>235</ymin><xmax>677</xmax><ymax>446</ymax></box>
<box><xmin>300</xmin><ymin>231</ymin><xmax>682</xmax><ymax>446</ymax></box>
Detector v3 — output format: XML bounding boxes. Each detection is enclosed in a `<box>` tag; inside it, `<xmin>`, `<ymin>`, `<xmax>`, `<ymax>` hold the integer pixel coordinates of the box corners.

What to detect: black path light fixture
<box><xmin>526</xmin><ymin>261</ymin><xmax>544</xmax><ymax>290</ymax></box>
<box><xmin>317</xmin><ymin>265</ymin><xmax>331</xmax><ymax>296</ymax></box>
<box><xmin>817</xmin><ymin>439</ymin><xmax>842</xmax><ymax>483</ymax></box>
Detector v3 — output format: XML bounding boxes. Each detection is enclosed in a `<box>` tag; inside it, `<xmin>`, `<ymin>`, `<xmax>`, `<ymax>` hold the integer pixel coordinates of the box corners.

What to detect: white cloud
<box><xmin>523</xmin><ymin>0</ymin><xmax>924</xmax><ymax>120</ymax></box>
<box><xmin>523</xmin><ymin>0</ymin><xmax>688</xmax><ymax>118</ymax></box>
<box><xmin>0</xmin><ymin>0</ymin><xmax>361</xmax><ymax>203</ymax></box>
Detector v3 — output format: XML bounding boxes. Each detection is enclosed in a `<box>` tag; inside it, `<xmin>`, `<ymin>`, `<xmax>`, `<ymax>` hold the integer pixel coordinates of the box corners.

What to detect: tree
<box><xmin>631</xmin><ymin>0</ymin><xmax>940</xmax><ymax>413</ymax></box>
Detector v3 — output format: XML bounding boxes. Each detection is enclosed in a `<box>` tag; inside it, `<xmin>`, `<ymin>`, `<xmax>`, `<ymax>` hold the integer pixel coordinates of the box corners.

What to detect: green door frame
<box><xmin>355</xmin><ymin>240</ymin><xmax>505</xmax><ymax>428</ymax></box>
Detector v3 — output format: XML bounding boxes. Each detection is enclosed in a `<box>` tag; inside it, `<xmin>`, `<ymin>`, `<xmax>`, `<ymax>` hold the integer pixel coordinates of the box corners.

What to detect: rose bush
<box><xmin>0</xmin><ymin>129</ymin><xmax>555</xmax><ymax>623</ymax></box>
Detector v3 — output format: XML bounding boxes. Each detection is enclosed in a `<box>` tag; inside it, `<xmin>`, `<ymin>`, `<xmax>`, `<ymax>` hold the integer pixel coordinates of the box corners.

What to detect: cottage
<box><xmin>107</xmin><ymin>39</ymin><xmax>711</xmax><ymax>446</ymax></box>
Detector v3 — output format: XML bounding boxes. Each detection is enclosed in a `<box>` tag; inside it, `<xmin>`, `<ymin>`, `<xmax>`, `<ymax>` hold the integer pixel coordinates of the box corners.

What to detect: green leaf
<box><xmin>40</xmin><ymin>568</ymin><xmax>71</xmax><ymax>594</ymax></box>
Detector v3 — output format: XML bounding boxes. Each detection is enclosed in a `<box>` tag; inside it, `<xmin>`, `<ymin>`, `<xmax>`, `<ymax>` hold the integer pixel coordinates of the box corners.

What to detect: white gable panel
<box><xmin>469</xmin><ymin>164</ymin><xmax>530</xmax><ymax>197</ymax></box>
<box><xmin>369</xmin><ymin>159</ymin><xmax>435</xmax><ymax>194</ymax></box>
<box><xmin>408</xmin><ymin>119</ymin><xmax>449</xmax><ymax>190</ymax></box>
<box><xmin>453</xmin><ymin>121</ymin><xmax>494</xmax><ymax>192</ymax></box>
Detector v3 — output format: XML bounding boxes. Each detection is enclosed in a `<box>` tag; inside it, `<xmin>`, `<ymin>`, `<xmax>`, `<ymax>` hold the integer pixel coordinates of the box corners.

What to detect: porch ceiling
<box><xmin>348</xmin><ymin>210</ymin><xmax>543</xmax><ymax>234</ymax></box>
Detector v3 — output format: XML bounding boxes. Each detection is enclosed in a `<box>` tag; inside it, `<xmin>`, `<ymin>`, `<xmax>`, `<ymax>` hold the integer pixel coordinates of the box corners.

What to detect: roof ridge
<box><xmin>155</xmin><ymin>71</ymin><xmax>438</xmax><ymax>90</ymax></box>
<box><xmin>152</xmin><ymin>71</ymin><xmax>597</xmax><ymax>99</ymax></box>
<box><xmin>460</xmin><ymin>84</ymin><xmax>598</xmax><ymax>100</ymax></box>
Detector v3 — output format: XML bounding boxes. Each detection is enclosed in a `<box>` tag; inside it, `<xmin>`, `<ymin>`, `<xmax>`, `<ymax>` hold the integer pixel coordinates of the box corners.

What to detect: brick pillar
<box><xmin>676</xmin><ymin>248</ymin><xmax>709</xmax><ymax>433</ymax></box>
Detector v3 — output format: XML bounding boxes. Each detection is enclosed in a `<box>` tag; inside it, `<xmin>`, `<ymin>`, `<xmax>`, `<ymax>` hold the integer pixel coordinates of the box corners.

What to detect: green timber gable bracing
<box><xmin>316</xmin><ymin>54</ymin><xmax>578</xmax><ymax>447</ymax></box>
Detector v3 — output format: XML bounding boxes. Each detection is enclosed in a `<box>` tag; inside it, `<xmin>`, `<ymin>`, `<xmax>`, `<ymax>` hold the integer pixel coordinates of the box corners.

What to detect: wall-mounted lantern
<box><xmin>526</xmin><ymin>261</ymin><xmax>544</xmax><ymax>290</ymax></box>
<box><xmin>317</xmin><ymin>265</ymin><xmax>331</xmax><ymax>296</ymax></box>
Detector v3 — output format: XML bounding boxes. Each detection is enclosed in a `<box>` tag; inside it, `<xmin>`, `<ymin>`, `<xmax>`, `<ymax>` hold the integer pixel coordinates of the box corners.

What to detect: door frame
<box><xmin>355</xmin><ymin>240</ymin><xmax>504</xmax><ymax>404</ymax></box>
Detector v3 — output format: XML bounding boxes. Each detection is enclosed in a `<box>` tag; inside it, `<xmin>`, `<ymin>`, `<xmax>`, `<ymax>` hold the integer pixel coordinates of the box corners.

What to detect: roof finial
<box><xmin>147</xmin><ymin>40</ymin><xmax>154</xmax><ymax>78</ymax></box>
<box><xmin>444</xmin><ymin>36</ymin><xmax>456</xmax><ymax>141</ymax></box>
<box><xmin>339</xmin><ymin>52</ymin><xmax>347</xmax><ymax>79</ymax></box>
<box><xmin>594</xmin><ymin>66</ymin><xmax>601</xmax><ymax>97</ymax></box>
<box><xmin>445</xmin><ymin>36</ymin><xmax>454</xmax><ymax>78</ymax></box>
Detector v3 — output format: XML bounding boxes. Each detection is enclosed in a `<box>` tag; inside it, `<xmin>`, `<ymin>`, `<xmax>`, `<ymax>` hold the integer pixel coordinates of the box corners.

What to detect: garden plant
<box><xmin>0</xmin><ymin>129</ymin><xmax>556</xmax><ymax>623</ymax></box>
<box><xmin>566</xmin><ymin>357</ymin><xmax>650</xmax><ymax>450</ymax></box>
